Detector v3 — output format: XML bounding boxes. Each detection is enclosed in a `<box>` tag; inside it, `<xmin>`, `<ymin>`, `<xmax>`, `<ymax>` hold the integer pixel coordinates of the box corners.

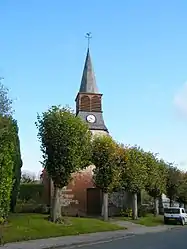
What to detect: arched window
<box><xmin>80</xmin><ymin>96</ymin><xmax>91</xmax><ymax>111</ymax></box>
<box><xmin>91</xmin><ymin>96</ymin><xmax>101</xmax><ymax>112</ymax></box>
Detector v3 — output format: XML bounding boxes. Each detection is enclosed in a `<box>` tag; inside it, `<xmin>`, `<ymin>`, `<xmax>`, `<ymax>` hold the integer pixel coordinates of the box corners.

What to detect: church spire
<box><xmin>79</xmin><ymin>33</ymin><xmax>99</xmax><ymax>93</ymax></box>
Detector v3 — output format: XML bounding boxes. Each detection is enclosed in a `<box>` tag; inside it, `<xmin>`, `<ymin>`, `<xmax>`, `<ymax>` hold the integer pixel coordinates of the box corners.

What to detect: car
<box><xmin>164</xmin><ymin>207</ymin><xmax>187</xmax><ymax>225</ymax></box>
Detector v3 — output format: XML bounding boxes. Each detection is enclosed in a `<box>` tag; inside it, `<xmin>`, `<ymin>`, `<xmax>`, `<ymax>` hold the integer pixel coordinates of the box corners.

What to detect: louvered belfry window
<box><xmin>80</xmin><ymin>95</ymin><xmax>91</xmax><ymax>111</ymax></box>
<box><xmin>91</xmin><ymin>95</ymin><xmax>101</xmax><ymax>112</ymax></box>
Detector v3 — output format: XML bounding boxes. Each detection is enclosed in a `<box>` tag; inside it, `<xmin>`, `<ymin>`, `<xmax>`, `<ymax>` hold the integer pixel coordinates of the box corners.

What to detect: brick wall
<box><xmin>42</xmin><ymin>166</ymin><xmax>95</xmax><ymax>216</ymax></box>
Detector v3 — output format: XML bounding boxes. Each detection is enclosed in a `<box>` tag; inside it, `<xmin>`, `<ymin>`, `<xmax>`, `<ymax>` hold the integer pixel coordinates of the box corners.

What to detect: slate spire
<box><xmin>79</xmin><ymin>48</ymin><xmax>99</xmax><ymax>93</ymax></box>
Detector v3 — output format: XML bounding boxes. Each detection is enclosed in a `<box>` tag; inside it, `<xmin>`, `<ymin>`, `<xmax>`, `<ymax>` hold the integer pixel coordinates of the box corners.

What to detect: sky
<box><xmin>1</xmin><ymin>0</ymin><xmax>187</xmax><ymax>174</ymax></box>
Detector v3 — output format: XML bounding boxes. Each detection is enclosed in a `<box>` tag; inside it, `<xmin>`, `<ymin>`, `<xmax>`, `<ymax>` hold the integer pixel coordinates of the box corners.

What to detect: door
<box><xmin>87</xmin><ymin>188</ymin><xmax>102</xmax><ymax>216</ymax></box>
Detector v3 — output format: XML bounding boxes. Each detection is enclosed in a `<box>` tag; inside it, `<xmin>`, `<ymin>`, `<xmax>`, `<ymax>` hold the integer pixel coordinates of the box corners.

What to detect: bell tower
<box><xmin>75</xmin><ymin>42</ymin><xmax>108</xmax><ymax>135</ymax></box>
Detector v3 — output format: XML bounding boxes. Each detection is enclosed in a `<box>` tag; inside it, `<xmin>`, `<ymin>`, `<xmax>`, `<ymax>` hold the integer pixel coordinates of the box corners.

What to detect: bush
<box><xmin>120</xmin><ymin>208</ymin><xmax>132</xmax><ymax>217</ymax></box>
<box><xmin>138</xmin><ymin>204</ymin><xmax>154</xmax><ymax>217</ymax></box>
<box><xmin>18</xmin><ymin>183</ymin><xmax>44</xmax><ymax>202</ymax></box>
<box><xmin>15</xmin><ymin>200</ymin><xmax>49</xmax><ymax>214</ymax></box>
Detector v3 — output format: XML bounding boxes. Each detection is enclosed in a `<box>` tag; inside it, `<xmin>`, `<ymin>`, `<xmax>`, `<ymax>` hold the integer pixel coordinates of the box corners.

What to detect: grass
<box><xmin>118</xmin><ymin>214</ymin><xmax>164</xmax><ymax>227</ymax></box>
<box><xmin>0</xmin><ymin>214</ymin><xmax>124</xmax><ymax>244</ymax></box>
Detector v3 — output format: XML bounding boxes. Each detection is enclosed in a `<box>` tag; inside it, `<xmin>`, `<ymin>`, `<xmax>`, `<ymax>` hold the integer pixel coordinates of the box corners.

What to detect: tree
<box><xmin>145</xmin><ymin>155</ymin><xmax>167</xmax><ymax>216</ymax></box>
<box><xmin>91</xmin><ymin>136</ymin><xmax>124</xmax><ymax>221</ymax></box>
<box><xmin>0</xmin><ymin>80</ymin><xmax>19</xmax><ymax>219</ymax></box>
<box><xmin>0</xmin><ymin>116</ymin><xmax>14</xmax><ymax>221</ymax></box>
<box><xmin>21</xmin><ymin>172</ymin><xmax>36</xmax><ymax>184</ymax></box>
<box><xmin>177</xmin><ymin>172</ymin><xmax>187</xmax><ymax>208</ymax></box>
<box><xmin>0</xmin><ymin>80</ymin><xmax>13</xmax><ymax>116</ymax></box>
<box><xmin>119</xmin><ymin>145</ymin><xmax>147</xmax><ymax>220</ymax></box>
<box><xmin>36</xmin><ymin>106</ymin><xmax>92</xmax><ymax>222</ymax></box>
<box><xmin>10</xmin><ymin>120</ymin><xmax>22</xmax><ymax>212</ymax></box>
<box><xmin>0</xmin><ymin>80</ymin><xmax>22</xmax><ymax>213</ymax></box>
<box><xmin>166</xmin><ymin>164</ymin><xmax>182</xmax><ymax>206</ymax></box>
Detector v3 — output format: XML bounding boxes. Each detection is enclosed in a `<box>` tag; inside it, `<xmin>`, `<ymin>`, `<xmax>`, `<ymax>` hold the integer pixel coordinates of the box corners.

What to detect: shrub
<box><xmin>18</xmin><ymin>183</ymin><xmax>44</xmax><ymax>202</ymax></box>
<box><xmin>138</xmin><ymin>204</ymin><xmax>154</xmax><ymax>217</ymax></box>
<box><xmin>15</xmin><ymin>200</ymin><xmax>49</xmax><ymax>214</ymax></box>
<box><xmin>120</xmin><ymin>208</ymin><xmax>132</xmax><ymax>217</ymax></box>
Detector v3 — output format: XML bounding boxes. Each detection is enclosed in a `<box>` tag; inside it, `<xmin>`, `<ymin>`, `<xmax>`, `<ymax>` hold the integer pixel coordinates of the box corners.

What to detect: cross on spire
<box><xmin>79</xmin><ymin>33</ymin><xmax>98</xmax><ymax>93</ymax></box>
<box><xmin>85</xmin><ymin>32</ymin><xmax>92</xmax><ymax>49</ymax></box>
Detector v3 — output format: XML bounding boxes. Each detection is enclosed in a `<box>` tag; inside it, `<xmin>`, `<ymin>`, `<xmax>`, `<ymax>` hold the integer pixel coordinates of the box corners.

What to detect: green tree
<box><xmin>119</xmin><ymin>145</ymin><xmax>147</xmax><ymax>220</ymax></box>
<box><xmin>177</xmin><ymin>172</ymin><xmax>187</xmax><ymax>208</ymax></box>
<box><xmin>145</xmin><ymin>155</ymin><xmax>167</xmax><ymax>216</ymax></box>
<box><xmin>0</xmin><ymin>80</ymin><xmax>18</xmax><ymax>219</ymax></box>
<box><xmin>0</xmin><ymin>80</ymin><xmax>22</xmax><ymax>213</ymax></box>
<box><xmin>36</xmin><ymin>106</ymin><xmax>92</xmax><ymax>222</ymax></box>
<box><xmin>0</xmin><ymin>80</ymin><xmax>13</xmax><ymax>116</ymax></box>
<box><xmin>21</xmin><ymin>172</ymin><xmax>36</xmax><ymax>184</ymax></box>
<box><xmin>0</xmin><ymin>116</ymin><xmax>14</xmax><ymax>220</ymax></box>
<box><xmin>91</xmin><ymin>136</ymin><xmax>124</xmax><ymax>221</ymax></box>
<box><xmin>10</xmin><ymin>120</ymin><xmax>22</xmax><ymax>212</ymax></box>
<box><xmin>166</xmin><ymin>164</ymin><xmax>182</xmax><ymax>207</ymax></box>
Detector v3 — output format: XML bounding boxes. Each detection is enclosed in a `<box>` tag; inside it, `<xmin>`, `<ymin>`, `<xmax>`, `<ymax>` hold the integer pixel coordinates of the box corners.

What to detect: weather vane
<box><xmin>85</xmin><ymin>32</ymin><xmax>92</xmax><ymax>48</ymax></box>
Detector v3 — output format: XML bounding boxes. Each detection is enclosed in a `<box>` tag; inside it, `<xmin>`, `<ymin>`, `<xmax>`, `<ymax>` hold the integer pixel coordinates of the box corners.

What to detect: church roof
<box><xmin>79</xmin><ymin>48</ymin><xmax>99</xmax><ymax>93</ymax></box>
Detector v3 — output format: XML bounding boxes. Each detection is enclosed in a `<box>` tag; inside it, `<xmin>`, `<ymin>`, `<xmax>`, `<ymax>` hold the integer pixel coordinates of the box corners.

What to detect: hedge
<box><xmin>18</xmin><ymin>183</ymin><xmax>44</xmax><ymax>202</ymax></box>
<box><xmin>0</xmin><ymin>116</ymin><xmax>14</xmax><ymax>221</ymax></box>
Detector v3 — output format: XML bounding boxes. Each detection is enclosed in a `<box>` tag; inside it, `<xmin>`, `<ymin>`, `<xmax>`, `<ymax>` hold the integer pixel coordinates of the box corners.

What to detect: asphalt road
<box><xmin>76</xmin><ymin>227</ymin><xmax>187</xmax><ymax>249</ymax></box>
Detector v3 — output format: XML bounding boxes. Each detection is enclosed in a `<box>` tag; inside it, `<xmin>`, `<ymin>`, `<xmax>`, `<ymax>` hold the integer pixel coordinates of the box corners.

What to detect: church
<box><xmin>42</xmin><ymin>45</ymin><xmax>134</xmax><ymax>216</ymax></box>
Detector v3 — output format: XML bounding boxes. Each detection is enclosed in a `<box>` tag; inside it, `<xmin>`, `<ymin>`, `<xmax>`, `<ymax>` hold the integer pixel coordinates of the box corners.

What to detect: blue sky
<box><xmin>1</xmin><ymin>0</ymin><xmax>187</xmax><ymax>174</ymax></box>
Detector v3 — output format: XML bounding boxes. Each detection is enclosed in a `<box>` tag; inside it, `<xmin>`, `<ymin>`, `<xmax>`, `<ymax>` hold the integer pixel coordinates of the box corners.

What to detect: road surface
<box><xmin>74</xmin><ymin>227</ymin><xmax>187</xmax><ymax>249</ymax></box>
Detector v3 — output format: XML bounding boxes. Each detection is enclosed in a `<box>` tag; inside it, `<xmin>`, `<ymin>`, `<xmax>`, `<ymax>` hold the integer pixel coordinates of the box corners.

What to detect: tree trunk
<box><xmin>103</xmin><ymin>192</ymin><xmax>108</xmax><ymax>221</ymax></box>
<box><xmin>132</xmin><ymin>193</ymin><xmax>138</xmax><ymax>220</ymax></box>
<box><xmin>158</xmin><ymin>195</ymin><xmax>163</xmax><ymax>215</ymax></box>
<box><xmin>154</xmin><ymin>197</ymin><xmax>159</xmax><ymax>216</ymax></box>
<box><xmin>51</xmin><ymin>186</ymin><xmax>61</xmax><ymax>222</ymax></box>
<box><xmin>169</xmin><ymin>199</ymin><xmax>173</xmax><ymax>207</ymax></box>
<box><xmin>101</xmin><ymin>202</ymin><xmax>104</xmax><ymax>217</ymax></box>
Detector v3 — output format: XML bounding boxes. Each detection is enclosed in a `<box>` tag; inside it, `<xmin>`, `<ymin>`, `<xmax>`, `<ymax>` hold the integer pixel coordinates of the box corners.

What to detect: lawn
<box><xmin>0</xmin><ymin>214</ymin><xmax>124</xmax><ymax>244</ymax></box>
<box><xmin>119</xmin><ymin>214</ymin><xmax>164</xmax><ymax>227</ymax></box>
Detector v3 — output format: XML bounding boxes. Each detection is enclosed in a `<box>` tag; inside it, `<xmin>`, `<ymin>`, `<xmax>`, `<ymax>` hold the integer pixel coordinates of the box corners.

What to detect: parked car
<box><xmin>164</xmin><ymin>207</ymin><xmax>187</xmax><ymax>225</ymax></box>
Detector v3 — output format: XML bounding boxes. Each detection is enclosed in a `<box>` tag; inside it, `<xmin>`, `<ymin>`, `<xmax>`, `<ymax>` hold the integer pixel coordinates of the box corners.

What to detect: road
<box><xmin>75</xmin><ymin>227</ymin><xmax>187</xmax><ymax>249</ymax></box>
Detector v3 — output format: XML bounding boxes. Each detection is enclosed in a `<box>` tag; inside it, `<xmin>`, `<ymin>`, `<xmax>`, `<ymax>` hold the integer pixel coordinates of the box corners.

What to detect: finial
<box><xmin>85</xmin><ymin>32</ymin><xmax>92</xmax><ymax>49</ymax></box>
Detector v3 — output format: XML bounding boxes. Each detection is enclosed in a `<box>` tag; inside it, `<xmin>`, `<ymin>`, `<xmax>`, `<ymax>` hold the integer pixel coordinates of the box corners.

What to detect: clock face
<box><xmin>86</xmin><ymin>114</ymin><xmax>96</xmax><ymax>123</ymax></box>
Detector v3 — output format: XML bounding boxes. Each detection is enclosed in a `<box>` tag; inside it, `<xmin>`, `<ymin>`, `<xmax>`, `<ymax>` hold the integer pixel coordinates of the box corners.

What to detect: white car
<box><xmin>164</xmin><ymin>207</ymin><xmax>187</xmax><ymax>226</ymax></box>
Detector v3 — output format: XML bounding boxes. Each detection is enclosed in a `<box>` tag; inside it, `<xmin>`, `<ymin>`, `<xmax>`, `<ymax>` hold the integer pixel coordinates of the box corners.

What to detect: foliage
<box><xmin>92</xmin><ymin>136</ymin><xmax>124</xmax><ymax>193</ymax></box>
<box><xmin>0</xmin><ymin>81</ymin><xmax>13</xmax><ymax>116</ymax></box>
<box><xmin>165</xmin><ymin>164</ymin><xmax>182</xmax><ymax>205</ymax></box>
<box><xmin>177</xmin><ymin>172</ymin><xmax>187</xmax><ymax>205</ymax></box>
<box><xmin>36</xmin><ymin>106</ymin><xmax>92</xmax><ymax>221</ymax></box>
<box><xmin>141</xmin><ymin>190</ymin><xmax>153</xmax><ymax>205</ymax></box>
<box><xmin>18</xmin><ymin>183</ymin><xmax>44</xmax><ymax>202</ymax></box>
<box><xmin>145</xmin><ymin>155</ymin><xmax>167</xmax><ymax>199</ymax></box>
<box><xmin>36</xmin><ymin>105</ymin><xmax>92</xmax><ymax>188</ymax></box>
<box><xmin>0</xmin><ymin>81</ymin><xmax>22</xmax><ymax>213</ymax></box>
<box><xmin>15</xmin><ymin>200</ymin><xmax>49</xmax><ymax>214</ymax></box>
<box><xmin>138</xmin><ymin>204</ymin><xmax>154</xmax><ymax>217</ymax></box>
<box><xmin>10</xmin><ymin>120</ymin><xmax>22</xmax><ymax>212</ymax></box>
<box><xmin>0</xmin><ymin>116</ymin><xmax>14</xmax><ymax>219</ymax></box>
<box><xmin>119</xmin><ymin>145</ymin><xmax>147</xmax><ymax>193</ymax></box>
<box><xmin>120</xmin><ymin>208</ymin><xmax>132</xmax><ymax>217</ymax></box>
<box><xmin>21</xmin><ymin>172</ymin><xmax>36</xmax><ymax>184</ymax></box>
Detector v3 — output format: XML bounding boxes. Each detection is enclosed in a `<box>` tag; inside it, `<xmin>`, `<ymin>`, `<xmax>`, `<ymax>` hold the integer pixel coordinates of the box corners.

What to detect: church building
<box><xmin>41</xmin><ymin>45</ymin><xmax>133</xmax><ymax>216</ymax></box>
